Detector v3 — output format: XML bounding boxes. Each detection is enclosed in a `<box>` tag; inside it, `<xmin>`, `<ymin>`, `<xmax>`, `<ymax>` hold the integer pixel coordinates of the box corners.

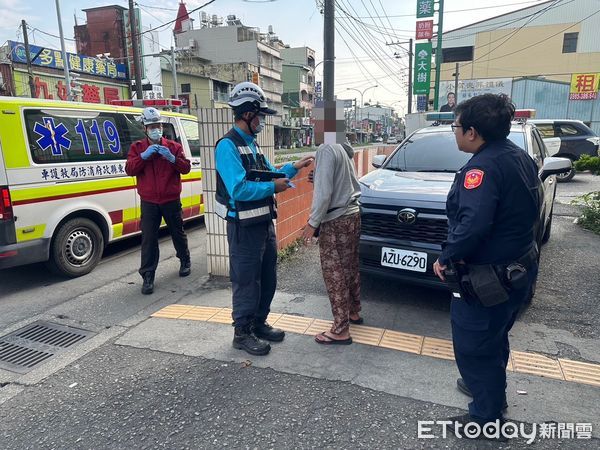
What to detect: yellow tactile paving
<box><xmin>151</xmin><ymin>304</ymin><xmax>194</xmax><ymax>319</ymax></box>
<box><xmin>266</xmin><ymin>313</ymin><xmax>284</xmax><ymax>324</ymax></box>
<box><xmin>506</xmin><ymin>355</ymin><xmax>514</xmax><ymax>372</ymax></box>
<box><xmin>271</xmin><ymin>314</ymin><xmax>313</xmax><ymax>334</ymax></box>
<box><xmin>559</xmin><ymin>359</ymin><xmax>600</xmax><ymax>387</ymax></box>
<box><xmin>421</xmin><ymin>337</ymin><xmax>455</xmax><ymax>361</ymax></box>
<box><xmin>379</xmin><ymin>330</ymin><xmax>424</xmax><ymax>354</ymax></box>
<box><xmin>305</xmin><ymin>319</ymin><xmax>334</xmax><ymax>335</ymax></box>
<box><xmin>179</xmin><ymin>306</ymin><xmax>223</xmax><ymax>321</ymax></box>
<box><xmin>207</xmin><ymin>308</ymin><xmax>233</xmax><ymax>325</ymax></box>
<box><xmin>511</xmin><ymin>351</ymin><xmax>564</xmax><ymax>380</ymax></box>
<box><xmin>151</xmin><ymin>304</ymin><xmax>600</xmax><ymax>387</ymax></box>
<box><xmin>349</xmin><ymin>324</ymin><xmax>385</xmax><ymax>346</ymax></box>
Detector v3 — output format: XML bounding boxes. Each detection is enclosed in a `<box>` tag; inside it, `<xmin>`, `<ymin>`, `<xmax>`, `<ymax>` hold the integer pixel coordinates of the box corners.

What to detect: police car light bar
<box><xmin>514</xmin><ymin>109</ymin><xmax>536</xmax><ymax>119</ymax></box>
<box><xmin>425</xmin><ymin>112</ymin><xmax>455</xmax><ymax>122</ymax></box>
<box><xmin>110</xmin><ymin>99</ymin><xmax>183</xmax><ymax>108</ymax></box>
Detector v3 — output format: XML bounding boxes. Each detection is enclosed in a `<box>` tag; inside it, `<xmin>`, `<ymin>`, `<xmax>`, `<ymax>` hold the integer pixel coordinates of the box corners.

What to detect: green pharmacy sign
<box><xmin>416</xmin><ymin>0</ymin><xmax>435</xmax><ymax>18</ymax></box>
<box><xmin>413</xmin><ymin>42</ymin><xmax>432</xmax><ymax>95</ymax></box>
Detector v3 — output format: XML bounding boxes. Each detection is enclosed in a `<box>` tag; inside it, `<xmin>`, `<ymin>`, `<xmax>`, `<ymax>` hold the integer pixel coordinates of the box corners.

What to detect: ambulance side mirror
<box><xmin>539</xmin><ymin>157</ymin><xmax>572</xmax><ymax>182</ymax></box>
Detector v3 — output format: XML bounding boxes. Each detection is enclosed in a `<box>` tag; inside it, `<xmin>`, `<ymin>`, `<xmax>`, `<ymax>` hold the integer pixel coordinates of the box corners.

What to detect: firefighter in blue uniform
<box><xmin>433</xmin><ymin>94</ymin><xmax>541</xmax><ymax>440</ymax></box>
<box><xmin>215</xmin><ymin>82</ymin><xmax>313</xmax><ymax>356</ymax></box>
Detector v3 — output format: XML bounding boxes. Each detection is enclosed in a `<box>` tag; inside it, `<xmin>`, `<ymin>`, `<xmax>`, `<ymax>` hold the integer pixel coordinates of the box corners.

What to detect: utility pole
<box><xmin>171</xmin><ymin>46</ymin><xmax>179</xmax><ymax>99</ymax></box>
<box><xmin>129</xmin><ymin>0</ymin><xmax>143</xmax><ymax>99</ymax></box>
<box><xmin>408</xmin><ymin>38</ymin><xmax>413</xmax><ymax>114</ymax></box>
<box><xmin>54</xmin><ymin>0</ymin><xmax>72</xmax><ymax>100</ymax></box>
<box><xmin>387</xmin><ymin>39</ymin><xmax>413</xmax><ymax>114</ymax></box>
<box><xmin>21</xmin><ymin>20</ymin><xmax>36</xmax><ymax>98</ymax></box>
<box><xmin>323</xmin><ymin>0</ymin><xmax>334</xmax><ymax>102</ymax></box>
<box><xmin>453</xmin><ymin>63</ymin><xmax>459</xmax><ymax>98</ymax></box>
<box><xmin>433</xmin><ymin>0</ymin><xmax>444</xmax><ymax>110</ymax></box>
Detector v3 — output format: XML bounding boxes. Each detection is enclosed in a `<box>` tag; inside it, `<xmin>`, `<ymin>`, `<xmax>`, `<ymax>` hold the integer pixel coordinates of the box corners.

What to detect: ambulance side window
<box><xmin>161</xmin><ymin>117</ymin><xmax>180</xmax><ymax>143</ymax></box>
<box><xmin>181</xmin><ymin>119</ymin><xmax>201</xmax><ymax>157</ymax></box>
<box><xmin>24</xmin><ymin>109</ymin><xmax>144</xmax><ymax>163</ymax></box>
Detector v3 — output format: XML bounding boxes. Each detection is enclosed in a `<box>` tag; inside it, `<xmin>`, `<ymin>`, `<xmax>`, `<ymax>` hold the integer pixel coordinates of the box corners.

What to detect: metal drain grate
<box><xmin>0</xmin><ymin>321</ymin><xmax>95</xmax><ymax>374</ymax></box>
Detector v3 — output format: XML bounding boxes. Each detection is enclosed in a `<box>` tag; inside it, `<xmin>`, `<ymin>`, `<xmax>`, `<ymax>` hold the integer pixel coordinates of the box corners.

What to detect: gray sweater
<box><xmin>308</xmin><ymin>143</ymin><xmax>361</xmax><ymax>228</ymax></box>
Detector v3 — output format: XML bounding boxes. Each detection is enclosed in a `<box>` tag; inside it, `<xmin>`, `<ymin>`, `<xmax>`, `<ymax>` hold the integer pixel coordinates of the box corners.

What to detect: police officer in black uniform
<box><xmin>433</xmin><ymin>94</ymin><xmax>541</xmax><ymax>439</ymax></box>
<box><xmin>215</xmin><ymin>82</ymin><xmax>313</xmax><ymax>356</ymax></box>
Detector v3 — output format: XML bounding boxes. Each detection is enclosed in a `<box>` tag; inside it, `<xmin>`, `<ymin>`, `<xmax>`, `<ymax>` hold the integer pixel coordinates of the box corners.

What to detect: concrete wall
<box><xmin>178</xmin><ymin>26</ymin><xmax>260</xmax><ymax>65</ymax></box>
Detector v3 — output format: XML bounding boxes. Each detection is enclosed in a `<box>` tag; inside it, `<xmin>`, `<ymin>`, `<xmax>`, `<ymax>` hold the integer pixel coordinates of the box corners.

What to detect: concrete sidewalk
<box><xmin>116</xmin><ymin>287</ymin><xmax>600</xmax><ymax>438</ymax></box>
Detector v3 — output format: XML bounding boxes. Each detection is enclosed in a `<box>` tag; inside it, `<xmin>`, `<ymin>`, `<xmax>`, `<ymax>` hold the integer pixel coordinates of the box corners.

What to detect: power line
<box><xmin>351</xmin><ymin>0</ymin><xmax>549</xmax><ymax>18</ymax></box>
<box><xmin>333</xmin><ymin>14</ymin><xmax>406</xmax><ymax>96</ymax></box>
<box><xmin>138</xmin><ymin>0</ymin><xmax>218</xmax><ymax>37</ymax></box>
<box><xmin>135</xmin><ymin>3</ymin><xmax>178</xmax><ymax>11</ymax></box>
<box><xmin>442</xmin><ymin>0</ymin><xmax>574</xmax><ymax>42</ymax></box>
<box><xmin>466</xmin><ymin>0</ymin><xmax>563</xmax><ymax>66</ymax></box>
<box><xmin>336</xmin><ymin>0</ymin><xmax>408</xmax><ymax>82</ymax></box>
<box><xmin>448</xmin><ymin>6</ymin><xmax>600</xmax><ymax>71</ymax></box>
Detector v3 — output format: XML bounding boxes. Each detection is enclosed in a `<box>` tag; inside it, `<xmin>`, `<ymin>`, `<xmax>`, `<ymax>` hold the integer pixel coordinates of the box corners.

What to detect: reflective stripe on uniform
<box><xmin>238</xmin><ymin>206</ymin><xmax>271</xmax><ymax>220</ymax></box>
<box><xmin>238</xmin><ymin>146</ymin><xmax>254</xmax><ymax>155</ymax></box>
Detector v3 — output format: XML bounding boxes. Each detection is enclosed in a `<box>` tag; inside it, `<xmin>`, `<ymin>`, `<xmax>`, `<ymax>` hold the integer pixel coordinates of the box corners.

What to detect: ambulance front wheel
<box><xmin>47</xmin><ymin>218</ymin><xmax>105</xmax><ymax>277</ymax></box>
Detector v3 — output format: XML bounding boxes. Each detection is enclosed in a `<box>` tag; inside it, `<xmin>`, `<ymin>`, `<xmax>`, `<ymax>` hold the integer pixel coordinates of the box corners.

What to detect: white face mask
<box><xmin>253</xmin><ymin>117</ymin><xmax>266</xmax><ymax>134</ymax></box>
<box><xmin>147</xmin><ymin>128</ymin><xmax>162</xmax><ymax>141</ymax></box>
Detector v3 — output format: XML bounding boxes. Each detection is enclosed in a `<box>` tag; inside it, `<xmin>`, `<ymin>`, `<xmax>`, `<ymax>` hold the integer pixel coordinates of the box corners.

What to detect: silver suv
<box><xmin>359</xmin><ymin>122</ymin><xmax>571</xmax><ymax>291</ymax></box>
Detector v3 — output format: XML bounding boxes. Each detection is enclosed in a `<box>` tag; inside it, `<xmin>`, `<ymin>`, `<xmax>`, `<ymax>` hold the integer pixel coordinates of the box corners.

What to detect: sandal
<box><xmin>314</xmin><ymin>331</ymin><xmax>353</xmax><ymax>345</ymax></box>
<box><xmin>349</xmin><ymin>317</ymin><xmax>364</xmax><ymax>325</ymax></box>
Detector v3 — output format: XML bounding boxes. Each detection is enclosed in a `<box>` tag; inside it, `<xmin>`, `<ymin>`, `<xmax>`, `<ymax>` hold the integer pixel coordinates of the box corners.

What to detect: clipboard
<box><xmin>246</xmin><ymin>170</ymin><xmax>286</xmax><ymax>182</ymax></box>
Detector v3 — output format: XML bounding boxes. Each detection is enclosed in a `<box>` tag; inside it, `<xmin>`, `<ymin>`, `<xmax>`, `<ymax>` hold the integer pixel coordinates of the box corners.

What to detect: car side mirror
<box><xmin>540</xmin><ymin>157</ymin><xmax>572</xmax><ymax>182</ymax></box>
<box><xmin>372</xmin><ymin>154</ymin><xmax>386</xmax><ymax>168</ymax></box>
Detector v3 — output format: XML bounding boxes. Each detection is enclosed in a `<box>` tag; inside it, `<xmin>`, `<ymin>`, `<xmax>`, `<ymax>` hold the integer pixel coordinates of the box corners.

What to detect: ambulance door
<box><xmin>162</xmin><ymin>117</ymin><xmax>192</xmax><ymax>218</ymax></box>
<box><xmin>179</xmin><ymin>118</ymin><xmax>203</xmax><ymax>218</ymax></box>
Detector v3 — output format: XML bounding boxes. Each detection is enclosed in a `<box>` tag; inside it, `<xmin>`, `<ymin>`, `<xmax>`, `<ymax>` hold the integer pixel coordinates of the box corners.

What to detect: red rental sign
<box><xmin>416</xmin><ymin>20</ymin><xmax>434</xmax><ymax>40</ymax></box>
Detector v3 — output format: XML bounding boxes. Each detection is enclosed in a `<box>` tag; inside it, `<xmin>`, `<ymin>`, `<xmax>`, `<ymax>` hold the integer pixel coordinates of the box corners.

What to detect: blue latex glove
<box><xmin>157</xmin><ymin>145</ymin><xmax>176</xmax><ymax>163</ymax></box>
<box><xmin>140</xmin><ymin>145</ymin><xmax>157</xmax><ymax>160</ymax></box>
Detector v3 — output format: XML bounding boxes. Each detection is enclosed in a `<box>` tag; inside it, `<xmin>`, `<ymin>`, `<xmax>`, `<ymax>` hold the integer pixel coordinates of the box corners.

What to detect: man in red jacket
<box><xmin>125</xmin><ymin>107</ymin><xmax>192</xmax><ymax>295</ymax></box>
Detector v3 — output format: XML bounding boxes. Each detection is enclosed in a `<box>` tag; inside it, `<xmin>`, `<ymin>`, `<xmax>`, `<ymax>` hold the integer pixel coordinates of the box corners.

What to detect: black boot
<box><xmin>233</xmin><ymin>325</ymin><xmax>271</xmax><ymax>356</ymax></box>
<box><xmin>179</xmin><ymin>259</ymin><xmax>191</xmax><ymax>277</ymax></box>
<box><xmin>456</xmin><ymin>378</ymin><xmax>508</xmax><ymax>410</ymax></box>
<box><xmin>141</xmin><ymin>272</ymin><xmax>154</xmax><ymax>295</ymax></box>
<box><xmin>253</xmin><ymin>321</ymin><xmax>285</xmax><ymax>342</ymax></box>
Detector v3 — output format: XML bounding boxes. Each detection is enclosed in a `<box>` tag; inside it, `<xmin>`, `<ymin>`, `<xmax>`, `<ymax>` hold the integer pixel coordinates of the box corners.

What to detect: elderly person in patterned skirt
<box><xmin>302</xmin><ymin>100</ymin><xmax>362</xmax><ymax>345</ymax></box>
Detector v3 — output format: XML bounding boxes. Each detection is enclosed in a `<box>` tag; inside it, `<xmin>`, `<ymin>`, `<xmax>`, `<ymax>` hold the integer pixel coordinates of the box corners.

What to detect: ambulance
<box><xmin>0</xmin><ymin>97</ymin><xmax>204</xmax><ymax>277</ymax></box>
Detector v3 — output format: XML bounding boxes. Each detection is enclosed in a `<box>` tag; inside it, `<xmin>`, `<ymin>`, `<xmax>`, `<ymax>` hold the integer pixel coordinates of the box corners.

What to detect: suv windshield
<box><xmin>384</xmin><ymin>130</ymin><xmax>526</xmax><ymax>172</ymax></box>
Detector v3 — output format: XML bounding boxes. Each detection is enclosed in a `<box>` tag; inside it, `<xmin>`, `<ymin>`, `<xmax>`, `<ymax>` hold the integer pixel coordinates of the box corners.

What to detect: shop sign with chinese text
<box><xmin>569</xmin><ymin>73</ymin><xmax>600</xmax><ymax>100</ymax></box>
<box><xmin>13</xmin><ymin>71</ymin><xmax>128</xmax><ymax>104</ymax></box>
<box><xmin>9</xmin><ymin>41</ymin><xmax>127</xmax><ymax>80</ymax></box>
<box><xmin>439</xmin><ymin>78</ymin><xmax>513</xmax><ymax>103</ymax></box>
<box><xmin>416</xmin><ymin>20</ymin><xmax>434</xmax><ymax>40</ymax></box>
<box><xmin>413</xmin><ymin>42</ymin><xmax>432</xmax><ymax>95</ymax></box>
<box><xmin>416</xmin><ymin>0</ymin><xmax>435</xmax><ymax>18</ymax></box>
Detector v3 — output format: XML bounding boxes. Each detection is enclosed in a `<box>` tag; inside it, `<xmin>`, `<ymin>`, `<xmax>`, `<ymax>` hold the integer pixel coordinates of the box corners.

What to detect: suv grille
<box><xmin>361</xmin><ymin>212</ymin><xmax>448</xmax><ymax>244</ymax></box>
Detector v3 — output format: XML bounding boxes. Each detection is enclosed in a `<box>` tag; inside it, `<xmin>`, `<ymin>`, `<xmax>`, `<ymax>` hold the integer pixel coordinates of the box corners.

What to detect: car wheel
<box><xmin>46</xmin><ymin>218</ymin><xmax>104</xmax><ymax>277</ymax></box>
<box><xmin>556</xmin><ymin>160</ymin><xmax>575</xmax><ymax>182</ymax></box>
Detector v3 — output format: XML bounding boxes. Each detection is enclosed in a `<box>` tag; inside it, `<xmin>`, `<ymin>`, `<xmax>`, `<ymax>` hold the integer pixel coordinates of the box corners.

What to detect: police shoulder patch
<box><xmin>463</xmin><ymin>169</ymin><xmax>484</xmax><ymax>190</ymax></box>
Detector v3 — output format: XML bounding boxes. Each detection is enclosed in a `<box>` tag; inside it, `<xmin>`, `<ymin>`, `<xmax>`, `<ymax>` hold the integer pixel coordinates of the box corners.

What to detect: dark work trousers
<box><xmin>451</xmin><ymin>262</ymin><xmax>539</xmax><ymax>423</ymax></box>
<box><xmin>139</xmin><ymin>199</ymin><xmax>190</xmax><ymax>276</ymax></box>
<box><xmin>226</xmin><ymin>220</ymin><xmax>277</xmax><ymax>328</ymax></box>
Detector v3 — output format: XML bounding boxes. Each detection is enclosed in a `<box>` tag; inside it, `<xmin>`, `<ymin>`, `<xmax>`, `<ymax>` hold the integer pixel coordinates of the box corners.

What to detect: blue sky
<box><xmin>0</xmin><ymin>0</ymin><xmax>549</xmax><ymax>110</ymax></box>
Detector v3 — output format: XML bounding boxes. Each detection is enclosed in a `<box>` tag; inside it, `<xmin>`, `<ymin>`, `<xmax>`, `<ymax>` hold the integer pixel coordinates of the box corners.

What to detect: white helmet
<box><xmin>140</xmin><ymin>107</ymin><xmax>164</xmax><ymax>126</ymax></box>
<box><xmin>228</xmin><ymin>81</ymin><xmax>276</xmax><ymax>115</ymax></box>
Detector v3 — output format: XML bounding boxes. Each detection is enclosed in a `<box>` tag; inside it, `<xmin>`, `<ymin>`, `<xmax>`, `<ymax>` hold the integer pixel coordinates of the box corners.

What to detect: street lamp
<box><xmin>389</xmin><ymin>100</ymin><xmax>406</xmax><ymax>116</ymax></box>
<box><xmin>346</xmin><ymin>84</ymin><xmax>378</xmax><ymax>107</ymax></box>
